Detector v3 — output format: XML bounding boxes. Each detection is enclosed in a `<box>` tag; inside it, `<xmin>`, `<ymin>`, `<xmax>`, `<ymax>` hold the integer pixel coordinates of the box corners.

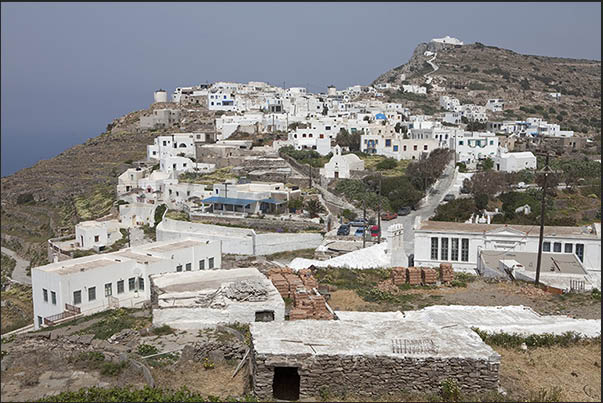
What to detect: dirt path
<box><xmin>1</xmin><ymin>247</ymin><xmax>31</xmax><ymax>285</ymax></box>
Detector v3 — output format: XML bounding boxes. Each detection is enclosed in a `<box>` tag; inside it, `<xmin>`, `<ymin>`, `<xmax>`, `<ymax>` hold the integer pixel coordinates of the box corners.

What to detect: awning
<box><xmin>201</xmin><ymin>196</ymin><xmax>257</xmax><ymax>206</ymax></box>
<box><xmin>261</xmin><ymin>198</ymin><xmax>287</xmax><ymax>205</ymax></box>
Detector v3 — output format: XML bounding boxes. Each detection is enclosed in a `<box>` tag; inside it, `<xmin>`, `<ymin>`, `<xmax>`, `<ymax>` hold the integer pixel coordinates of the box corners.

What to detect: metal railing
<box><xmin>65</xmin><ymin>303</ymin><xmax>81</xmax><ymax>314</ymax></box>
<box><xmin>43</xmin><ymin>310</ymin><xmax>78</xmax><ymax>326</ymax></box>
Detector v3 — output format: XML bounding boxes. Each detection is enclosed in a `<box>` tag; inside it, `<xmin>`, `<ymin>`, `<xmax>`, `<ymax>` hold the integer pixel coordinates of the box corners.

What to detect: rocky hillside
<box><xmin>0</xmin><ymin>103</ymin><xmax>215</xmax><ymax>266</ymax></box>
<box><xmin>374</xmin><ymin>41</ymin><xmax>602</xmax><ymax>138</ymax></box>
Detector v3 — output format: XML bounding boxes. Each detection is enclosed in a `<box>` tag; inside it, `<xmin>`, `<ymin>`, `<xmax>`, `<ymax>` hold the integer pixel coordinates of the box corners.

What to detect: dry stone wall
<box><xmin>252</xmin><ymin>352</ymin><xmax>499</xmax><ymax>400</ymax></box>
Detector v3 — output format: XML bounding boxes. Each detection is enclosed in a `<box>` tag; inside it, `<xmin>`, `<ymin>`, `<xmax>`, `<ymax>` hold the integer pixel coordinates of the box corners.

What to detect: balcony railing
<box><xmin>43</xmin><ymin>310</ymin><xmax>78</xmax><ymax>326</ymax></box>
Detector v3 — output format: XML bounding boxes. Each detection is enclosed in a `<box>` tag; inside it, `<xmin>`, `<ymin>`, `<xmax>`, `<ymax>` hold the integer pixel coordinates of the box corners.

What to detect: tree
<box><xmin>474</xmin><ymin>193</ymin><xmax>489</xmax><ymax>210</ymax></box>
<box><xmin>464</xmin><ymin>171</ymin><xmax>509</xmax><ymax>198</ymax></box>
<box><xmin>481</xmin><ymin>157</ymin><xmax>494</xmax><ymax>171</ymax></box>
<box><xmin>335</xmin><ymin>129</ymin><xmax>361</xmax><ymax>152</ymax></box>
<box><xmin>305</xmin><ymin>199</ymin><xmax>325</xmax><ymax>218</ymax></box>
<box><xmin>376</xmin><ymin>158</ymin><xmax>397</xmax><ymax>171</ymax></box>
<box><xmin>466</xmin><ymin>121</ymin><xmax>487</xmax><ymax>131</ymax></box>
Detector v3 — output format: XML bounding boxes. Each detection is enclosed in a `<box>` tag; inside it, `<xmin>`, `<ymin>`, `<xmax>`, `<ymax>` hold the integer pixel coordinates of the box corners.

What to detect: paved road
<box><xmin>380</xmin><ymin>161</ymin><xmax>457</xmax><ymax>256</ymax></box>
<box><xmin>1</xmin><ymin>246</ymin><xmax>32</xmax><ymax>285</ymax></box>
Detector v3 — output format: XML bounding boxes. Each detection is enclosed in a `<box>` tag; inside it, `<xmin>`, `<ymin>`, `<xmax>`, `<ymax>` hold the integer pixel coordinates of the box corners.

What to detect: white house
<box><xmin>31</xmin><ymin>238</ymin><xmax>222</xmax><ymax>330</ymax></box>
<box><xmin>402</xmin><ymin>85</ymin><xmax>427</xmax><ymax>94</ymax></box>
<box><xmin>147</xmin><ymin>133</ymin><xmax>199</xmax><ymax>161</ymax></box>
<box><xmin>117</xmin><ymin>167</ymin><xmax>149</xmax><ymax>195</ymax></box>
<box><xmin>75</xmin><ymin>220</ymin><xmax>122</xmax><ymax>251</ymax></box>
<box><xmin>494</xmin><ymin>150</ymin><xmax>537</xmax><ymax>172</ymax></box>
<box><xmin>455</xmin><ymin>132</ymin><xmax>499</xmax><ymax>165</ymax></box>
<box><xmin>159</xmin><ymin>156</ymin><xmax>215</xmax><ymax>175</ymax></box>
<box><xmin>413</xmin><ymin>221</ymin><xmax>601</xmax><ymax>277</ymax></box>
<box><xmin>431</xmin><ymin>36</ymin><xmax>464</xmax><ymax>45</ymax></box>
<box><xmin>119</xmin><ymin>202</ymin><xmax>158</xmax><ymax>228</ymax></box>
<box><xmin>485</xmin><ymin>99</ymin><xmax>504</xmax><ymax>112</ymax></box>
<box><xmin>319</xmin><ymin>145</ymin><xmax>365</xmax><ymax>179</ymax></box>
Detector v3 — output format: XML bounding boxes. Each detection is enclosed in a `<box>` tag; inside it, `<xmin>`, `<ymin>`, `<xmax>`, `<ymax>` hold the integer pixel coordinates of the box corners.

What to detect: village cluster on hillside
<box><xmin>2</xmin><ymin>36</ymin><xmax>601</xmax><ymax>402</ymax></box>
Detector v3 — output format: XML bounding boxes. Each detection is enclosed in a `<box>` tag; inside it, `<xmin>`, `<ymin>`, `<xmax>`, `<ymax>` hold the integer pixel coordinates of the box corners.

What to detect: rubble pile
<box><xmin>223</xmin><ymin>279</ymin><xmax>269</xmax><ymax>302</ymax></box>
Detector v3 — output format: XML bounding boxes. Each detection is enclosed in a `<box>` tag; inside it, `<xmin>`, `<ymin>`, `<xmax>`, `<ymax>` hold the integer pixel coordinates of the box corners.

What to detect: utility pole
<box><xmin>534</xmin><ymin>152</ymin><xmax>561</xmax><ymax>286</ymax></box>
<box><xmin>309</xmin><ymin>168</ymin><xmax>312</xmax><ymax>189</ymax></box>
<box><xmin>363</xmin><ymin>200</ymin><xmax>367</xmax><ymax>248</ymax></box>
<box><xmin>377</xmin><ymin>176</ymin><xmax>382</xmax><ymax>244</ymax></box>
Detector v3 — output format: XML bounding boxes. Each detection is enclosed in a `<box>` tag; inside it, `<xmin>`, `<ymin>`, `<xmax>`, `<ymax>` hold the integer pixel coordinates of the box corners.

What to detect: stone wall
<box><xmin>252</xmin><ymin>352</ymin><xmax>499</xmax><ymax>400</ymax></box>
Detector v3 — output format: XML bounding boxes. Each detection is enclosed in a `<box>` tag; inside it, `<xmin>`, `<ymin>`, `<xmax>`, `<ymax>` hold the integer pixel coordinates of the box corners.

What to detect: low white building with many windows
<box><xmin>413</xmin><ymin>221</ymin><xmax>601</xmax><ymax>278</ymax></box>
<box><xmin>32</xmin><ymin>238</ymin><xmax>222</xmax><ymax>330</ymax></box>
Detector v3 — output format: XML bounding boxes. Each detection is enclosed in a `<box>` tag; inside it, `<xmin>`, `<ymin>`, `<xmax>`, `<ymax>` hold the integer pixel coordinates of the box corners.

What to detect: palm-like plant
<box><xmin>305</xmin><ymin>199</ymin><xmax>325</xmax><ymax>218</ymax></box>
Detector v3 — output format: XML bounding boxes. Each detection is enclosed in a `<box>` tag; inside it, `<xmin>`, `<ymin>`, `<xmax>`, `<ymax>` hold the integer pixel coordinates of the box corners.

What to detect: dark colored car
<box><xmin>337</xmin><ymin>224</ymin><xmax>350</xmax><ymax>236</ymax></box>
<box><xmin>397</xmin><ymin>207</ymin><xmax>411</xmax><ymax>216</ymax></box>
<box><xmin>443</xmin><ymin>193</ymin><xmax>456</xmax><ymax>202</ymax></box>
<box><xmin>381</xmin><ymin>212</ymin><xmax>398</xmax><ymax>221</ymax></box>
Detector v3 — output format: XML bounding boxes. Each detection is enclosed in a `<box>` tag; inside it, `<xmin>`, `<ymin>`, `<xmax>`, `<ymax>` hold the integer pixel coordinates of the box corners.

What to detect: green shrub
<box><xmin>441</xmin><ymin>378</ymin><xmax>461</xmax><ymax>402</ymax></box>
<box><xmin>341</xmin><ymin>209</ymin><xmax>357</xmax><ymax>221</ymax></box>
<box><xmin>137</xmin><ymin>344</ymin><xmax>159</xmax><ymax>357</ymax></box>
<box><xmin>472</xmin><ymin>329</ymin><xmax>599</xmax><ymax>348</ymax></box>
<box><xmin>100</xmin><ymin>361</ymin><xmax>128</xmax><ymax>377</ymax></box>
<box><xmin>79</xmin><ymin>308</ymin><xmax>139</xmax><ymax>340</ymax></box>
<box><xmin>375</xmin><ymin>158</ymin><xmax>397</xmax><ymax>171</ymax></box>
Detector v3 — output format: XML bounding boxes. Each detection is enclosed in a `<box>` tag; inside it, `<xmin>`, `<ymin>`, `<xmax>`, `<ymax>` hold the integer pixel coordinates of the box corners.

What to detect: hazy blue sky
<box><xmin>1</xmin><ymin>2</ymin><xmax>601</xmax><ymax>176</ymax></box>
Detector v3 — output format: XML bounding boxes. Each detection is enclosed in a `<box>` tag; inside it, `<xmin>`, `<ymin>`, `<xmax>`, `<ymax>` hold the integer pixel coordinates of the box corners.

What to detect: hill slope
<box><xmin>0</xmin><ymin>103</ymin><xmax>215</xmax><ymax>266</ymax></box>
<box><xmin>374</xmin><ymin>41</ymin><xmax>601</xmax><ymax>136</ymax></box>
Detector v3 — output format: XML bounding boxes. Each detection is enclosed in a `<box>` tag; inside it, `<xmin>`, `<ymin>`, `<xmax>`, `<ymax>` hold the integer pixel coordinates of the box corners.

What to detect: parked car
<box><xmin>354</xmin><ymin>228</ymin><xmax>365</xmax><ymax>237</ymax></box>
<box><xmin>370</xmin><ymin>225</ymin><xmax>381</xmax><ymax>238</ymax></box>
<box><xmin>397</xmin><ymin>207</ymin><xmax>411</xmax><ymax>216</ymax></box>
<box><xmin>516</xmin><ymin>182</ymin><xmax>527</xmax><ymax>189</ymax></box>
<box><xmin>443</xmin><ymin>194</ymin><xmax>456</xmax><ymax>202</ymax></box>
<box><xmin>349</xmin><ymin>219</ymin><xmax>367</xmax><ymax>227</ymax></box>
<box><xmin>381</xmin><ymin>212</ymin><xmax>398</xmax><ymax>221</ymax></box>
<box><xmin>337</xmin><ymin>224</ymin><xmax>350</xmax><ymax>236</ymax></box>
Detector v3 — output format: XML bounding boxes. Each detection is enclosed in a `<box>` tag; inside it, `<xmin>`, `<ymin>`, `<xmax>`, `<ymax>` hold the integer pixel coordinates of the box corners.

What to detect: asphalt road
<box><xmin>1</xmin><ymin>246</ymin><xmax>32</xmax><ymax>285</ymax></box>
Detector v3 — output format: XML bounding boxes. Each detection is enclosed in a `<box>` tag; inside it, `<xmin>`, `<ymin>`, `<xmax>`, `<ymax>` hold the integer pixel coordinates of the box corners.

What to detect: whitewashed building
<box><xmin>32</xmin><ymin>238</ymin><xmax>222</xmax><ymax>329</ymax></box>
<box><xmin>75</xmin><ymin>220</ymin><xmax>122</xmax><ymax>251</ymax></box>
<box><xmin>320</xmin><ymin>145</ymin><xmax>365</xmax><ymax>179</ymax></box>
<box><xmin>494</xmin><ymin>150</ymin><xmax>537</xmax><ymax>172</ymax></box>
<box><xmin>485</xmin><ymin>99</ymin><xmax>504</xmax><ymax>112</ymax></box>
<box><xmin>413</xmin><ymin>221</ymin><xmax>601</xmax><ymax>277</ymax></box>
<box><xmin>455</xmin><ymin>132</ymin><xmax>499</xmax><ymax>165</ymax></box>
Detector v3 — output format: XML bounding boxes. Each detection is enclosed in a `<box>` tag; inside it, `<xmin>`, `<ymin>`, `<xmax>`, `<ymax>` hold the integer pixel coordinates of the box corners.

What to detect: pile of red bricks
<box><xmin>391</xmin><ymin>267</ymin><xmax>407</xmax><ymax>286</ymax></box>
<box><xmin>421</xmin><ymin>267</ymin><xmax>438</xmax><ymax>285</ymax></box>
<box><xmin>389</xmin><ymin>265</ymin><xmax>455</xmax><ymax>286</ymax></box>
<box><xmin>439</xmin><ymin>263</ymin><xmax>454</xmax><ymax>284</ymax></box>
<box><xmin>268</xmin><ymin>268</ymin><xmax>334</xmax><ymax>320</ymax></box>
<box><xmin>406</xmin><ymin>267</ymin><xmax>422</xmax><ymax>285</ymax></box>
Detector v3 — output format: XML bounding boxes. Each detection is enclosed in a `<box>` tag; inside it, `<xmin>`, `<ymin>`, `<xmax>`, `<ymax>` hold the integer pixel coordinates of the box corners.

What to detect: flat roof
<box><xmin>146</xmin><ymin>239</ymin><xmax>205</xmax><ymax>253</ymax></box>
<box><xmin>113</xmin><ymin>250</ymin><xmax>164</xmax><ymax>264</ymax></box>
<box><xmin>251</xmin><ymin>319</ymin><xmax>499</xmax><ymax>361</ymax></box>
<box><xmin>417</xmin><ymin>221</ymin><xmax>599</xmax><ymax>239</ymax></box>
<box><xmin>480</xmin><ymin>250</ymin><xmax>587</xmax><ymax>275</ymax></box>
<box><xmin>151</xmin><ymin>267</ymin><xmax>264</xmax><ymax>293</ymax></box>
<box><xmin>44</xmin><ymin>258</ymin><xmax>118</xmax><ymax>275</ymax></box>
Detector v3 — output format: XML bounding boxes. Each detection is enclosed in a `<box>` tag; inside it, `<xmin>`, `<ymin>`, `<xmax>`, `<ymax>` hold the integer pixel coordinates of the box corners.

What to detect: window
<box><xmin>88</xmin><ymin>287</ymin><xmax>96</xmax><ymax>301</ymax></box>
<box><xmin>104</xmin><ymin>283</ymin><xmax>112</xmax><ymax>297</ymax></box>
<box><xmin>38</xmin><ymin>316</ymin><xmax>43</xmax><ymax>327</ymax></box>
<box><xmin>186</xmin><ymin>263</ymin><xmax>192</xmax><ymax>271</ymax></box>
<box><xmin>209</xmin><ymin>257</ymin><xmax>215</xmax><ymax>269</ymax></box>
<box><xmin>43</xmin><ymin>289</ymin><xmax>48</xmax><ymax>302</ymax></box>
<box><xmin>451</xmin><ymin>238</ymin><xmax>459</xmax><ymax>261</ymax></box>
<box><xmin>564</xmin><ymin>243</ymin><xmax>573</xmax><ymax>253</ymax></box>
<box><xmin>413</xmin><ymin>145</ymin><xmax>418</xmax><ymax>151</ymax></box>
<box><xmin>138</xmin><ymin>277</ymin><xmax>145</xmax><ymax>291</ymax></box>
<box><xmin>51</xmin><ymin>291</ymin><xmax>57</xmax><ymax>305</ymax></box>
<box><xmin>385</xmin><ymin>139</ymin><xmax>391</xmax><ymax>147</ymax></box>
<box><xmin>393</xmin><ymin>145</ymin><xmax>398</xmax><ymax>151</ymax></box>
<box><xmin>543</xmin><ymin>241</ymin><xmax>551</xmax><ymax>252</ymax></box>
<box><xmin>199</xmin><ymin>259</ymin><xmax>205</xmax><ymax>270</ymax></box>
<box><xmin>403</xmin><ymin>145</ymin><xmax>407</xmax><ymax>151</ymax></box>
<box><xmin>490</xmin><ymin>140</ymin><xmax>494</xmax><ymax>145</ymax></box>
<box><xmin>575</xmin><ymin>244</ymin><xmax>584</xmax><ymax>262</ymax></box>
<box><xmin>431</xmin><ymin>238</ymin><xmax>439</xmax><ymax>260</ymax></box>
<box><xmin>73</xmin><ymin>290</ymin><xmax>82</xmax><ymax>305</ymax></box>
<box><xmin>319</xmin><ymin>134</ymin><xmax>324</xmax><ymax>139</ymax></box>
<box><xmin>94</xmin><ymin>235</ymin><xmax>99</xmax><ymax>242</ymax></box>
<box><xmin>117</xmin><ymin>280</ymin><xmax>124</xmax><ymax>294</ymax></box>
<box><xmin>461</xmin><ymin>238</ymin><xmax>469</xmax><ymax>262</ymax></box>
<box><xmin>441</xmin><ymin>238</ymin><xmax>449</xmax><ymax>261</ymax></box>
<box><xmin>176</xmin><ymin>265</ymin><xmax>182</xmax><ymax>272</ymax></box>
<box><xmin>553</xmin><ymin>242</ymin><xmax>561</xmax><ymax>253</ymax></box>
<box><xmin>459</xmin><ymin>141</ymin><xmax>464</xmax><ymax>146</ymax></box>
<box><xmin>128</xmin><ymin>277</ymin><xmax>136</xmax><ymax>291</ymax></box>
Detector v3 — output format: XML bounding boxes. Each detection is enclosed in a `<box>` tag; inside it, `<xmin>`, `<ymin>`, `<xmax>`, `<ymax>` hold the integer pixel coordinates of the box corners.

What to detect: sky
<box><xmin>1</xmin><ymin>2</ymin><xmax>601</xmax><ymax>176</ymax></box>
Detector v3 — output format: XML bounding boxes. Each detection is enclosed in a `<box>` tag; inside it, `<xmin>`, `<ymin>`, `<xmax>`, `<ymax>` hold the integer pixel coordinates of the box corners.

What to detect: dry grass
<box><xmin>151</xmin><ymin>360</ymin><xmax>246</xmax><ymax>398</ymax></box>
<box><xmin>328</xmin><ymin>289</ymin><xmax>382</xmax><ymax>312</ymax></box>
<box><xmin>497</xmin><ymin>343</ymin><xmax>601</xmax><ymax>402</ymax></box>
